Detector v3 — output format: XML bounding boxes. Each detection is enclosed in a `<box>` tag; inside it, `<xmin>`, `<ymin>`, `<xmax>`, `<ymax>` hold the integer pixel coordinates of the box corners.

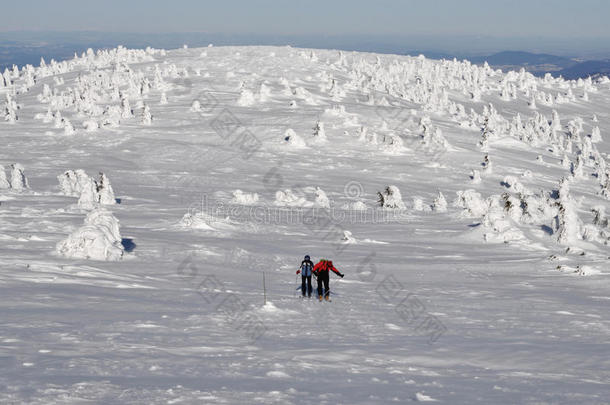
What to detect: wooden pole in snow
<box><xmin>263</xmin><ymin>271</ymin><xmax>267</xmax><ymax>305</ymax></box>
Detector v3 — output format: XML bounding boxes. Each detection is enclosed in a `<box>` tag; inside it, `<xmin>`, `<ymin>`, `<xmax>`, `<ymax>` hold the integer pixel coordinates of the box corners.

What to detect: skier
<box><xmin>312</xmin><ymin>259</ymin><xmax>344</xmax><ymax>301</ymax></box>
<box><xmin>296</xmin><ymin>255</ymin><xmax>314</xmax><ymax>298</ymax></box>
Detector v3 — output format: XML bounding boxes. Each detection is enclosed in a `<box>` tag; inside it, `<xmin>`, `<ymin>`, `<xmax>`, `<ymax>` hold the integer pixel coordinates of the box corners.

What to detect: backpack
<box><xmin>301</xmin><ymin>260</ymin><xmax>313</xmax><ymax>276</ymax></box>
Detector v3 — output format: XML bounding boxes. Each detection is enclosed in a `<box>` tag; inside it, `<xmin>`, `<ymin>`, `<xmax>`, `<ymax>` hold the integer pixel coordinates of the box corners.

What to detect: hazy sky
<box><xmin>2</xmin><ymin>0</ymin><xmax>610</xmax><ymax>39</ymax></box>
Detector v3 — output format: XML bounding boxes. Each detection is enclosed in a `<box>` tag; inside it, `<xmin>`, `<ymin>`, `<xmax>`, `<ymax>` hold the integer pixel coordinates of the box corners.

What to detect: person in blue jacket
<box><xmin>296</xmin><ymin>255</ymin><xmax>314</xmax><ymax>297</ymax></box>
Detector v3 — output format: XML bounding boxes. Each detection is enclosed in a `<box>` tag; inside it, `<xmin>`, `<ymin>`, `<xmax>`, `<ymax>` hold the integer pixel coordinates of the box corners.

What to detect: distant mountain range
<box><xmin>406</xmin><ymin>50</ymin><xmax>610</xmax><ymax>79</ymax></box>
<box><xmin>1</xmin><ymin>31</ymin><xmax>609</xmax><ymax>80</ymax></box>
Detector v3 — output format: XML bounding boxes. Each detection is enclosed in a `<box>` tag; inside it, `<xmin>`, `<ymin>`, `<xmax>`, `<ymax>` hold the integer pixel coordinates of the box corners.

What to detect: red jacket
<box><xmin>313</xmin><ymin>260</ymin><xmax>342</xmax><ymax>277</ymax></box>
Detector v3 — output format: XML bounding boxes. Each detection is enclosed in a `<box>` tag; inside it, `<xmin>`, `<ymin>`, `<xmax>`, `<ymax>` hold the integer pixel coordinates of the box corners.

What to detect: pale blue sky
<box><xmin>2</xmin><ymin>0</ymin><xmax>609</xmax><ymax>38</ymax></box>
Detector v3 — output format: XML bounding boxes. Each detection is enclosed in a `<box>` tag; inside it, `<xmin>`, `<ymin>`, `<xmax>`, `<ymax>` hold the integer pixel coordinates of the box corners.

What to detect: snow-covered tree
<box><xmin>0</xmin><ymin>165</ymin><xmax>10</xmax><ymax>189</ymax></box>
<box><xmin>591</xmin><ymin>126</ymin><xmax>602</xmax><ymax>143</ymax></box>
<box><xmin>141</xmin><ymin>104</ymin><xmax>153</xmax><ymax>125</ymax></box>
<box><xmin>64</xmin><ymin>119</ymin><xmax>76</xmax><ymax>135</ymax></box>
<box><xmin>554</xmin><ymin>177</ymin><xmax>581</xmax><ymax>245</ymax></box>
<box><xmin>313</xmin><ymin>120</ymin><xmax>326</xmax><ymax>139</ymax></box>
<box><xmin>96</xmin><ymin>172</ymin><xmax>116</xmax><ymax>205</ymax></box>
<box><xmin>9</xmin><ymin>163</ymin><xmax>29</xmax><ymax>190</ymax></box>
<box><xmin>377</xmin><ymin>185</ymin><xmax>406</xmax><ymax>209</ymax></box>
<box><xmin>314</xmin><ymin>187</ymin><xmax>330</xmax><ymax>208</ymax></box>
<box><xmin>160</xmin><ymin>92</ymin><xmax>168</xmax><ymax>105</ymax></box>
<box><xmin>120</xmin><ymin>92</ymin><xmax>133</xmax><ymax>118</ymax></box>
<box><xmin>432</xmin><ymin>191</ymin><xmax>448</xmax><ymax>212</ymax></box>
<box><xmin>482</xmin><ymin>154</ymin><xmax>492</xmax><ymax>173</ymax></box>
<box><xmin>3</xmin><ymin>93</ymin><xmax>18</xmax><ymax>123</ymax></box>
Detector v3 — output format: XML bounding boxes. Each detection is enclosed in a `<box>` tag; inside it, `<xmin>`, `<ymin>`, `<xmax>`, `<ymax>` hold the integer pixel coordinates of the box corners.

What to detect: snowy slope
<box><xmin>1</xmin><ymin>45</ymin><xmax>609</xmax><ymax>404</ymax></box>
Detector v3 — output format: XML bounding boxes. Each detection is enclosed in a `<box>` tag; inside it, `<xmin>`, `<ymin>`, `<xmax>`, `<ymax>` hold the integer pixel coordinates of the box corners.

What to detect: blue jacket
<box><xmin>300</xmin><ymin>260</ymin><xmax>314</xmax><ymax>277</ymax></box>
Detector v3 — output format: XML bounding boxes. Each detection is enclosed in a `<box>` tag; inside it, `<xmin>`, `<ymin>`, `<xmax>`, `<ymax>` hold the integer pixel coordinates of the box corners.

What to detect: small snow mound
<box><xmin>230</xmin><ymin>189</ymin><xmax>259</xmax><ymax>205</ymax></box>
<box><xmin>576</xmin><ymin>265</ymin><xmax>603</xmax><ymax>276</ymax></box>
<box><xmin>342</xmin><ymin>201</ymin><xmax>367</xmax><ymax>211</ymax></box>
<box><xmin>274</xmin><ymin>189</ymin><xmax>311</xmax><ymax>207</ymax></box>
<box><xmin>237</xmin><ymin>89</ymin><xmax>256</xmax><ymax>106</ymax></box>
<box><xmin>380</xmin><ymin>134</ymin><xmax>405</xmax><ymax>154</ymax></box>
<box><xmin>190</xmin><ymin>100</ymin><xmax>201</xmax><ymax>112</ymax></box>
<box><xmin>412</xmin><ymin>197</ymin><xmax>429</xmax><ymax>212</ymax></box>
<box><xmin>415</xmin><ymin>392</ymin><xmax>437</xmax><ymax>402</ymax></box>
<box><xmin>341</xmin><ymin>230</ymin><xmax>357</xmax><ymax>244</ymax></box>
<box><xmin>261</xmin><ymin>302</ymin><xmax>280</xmax><ymax>312</ymax></box>
<box><xmin>180</xmin><ymin>211</ymin><xmax>233</xmax><ymax>231</ymax></box>
<box><xmin>82</xmin><ymin>119</ymin><xmax>99</xmax><ymax>132</ymax></box>
<box><xmin>501</xmin><ymin>175</ymin><xmax>528</xmax><ymax>194</ymax></box>
<box><xmin>266</xmin><ymin>370</ymin><xmax>291</xmax><ymax>378</ymax></box>
<box><xmin>282</xmin><ymin>128</ymin><xmax>307</xmax><ymax>148</ymax></box>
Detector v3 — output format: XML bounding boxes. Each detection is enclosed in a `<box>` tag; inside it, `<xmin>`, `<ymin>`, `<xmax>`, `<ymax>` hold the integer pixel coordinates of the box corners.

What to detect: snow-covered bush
<box><xmin>274</xmin><ymin>189</ymin><xmax>310</xmax><ymax>207</ymax></box>
<box><xmin>58</xmin><ymin>169</ymin><xmax>92</xmax><ymax>196</ymax></box>
<box><xmin>380</xmin><ymin>134</ymin><xmax>405</xmax><ymax>154</ymax></box>
<box><xmin>453</xmin><ymin>190</ymin><xmax>487</xmax><ymax>217</ymax></box>
<box><xmin>56</xmin><ymin>208</ymin><xmax>124</xmax><ymax>261</ymax></box>
<box><xmin>78</xmin><ymin>179</ymin><xmax>100</xmax><ymax>209</ymax></box>
<box><xmin>482</xmin><ymin>154</ymin><xmax>492</xmax><ymax>173</ymax></box>
<box><xmin>314</xmin><ymin>187</ymin><xmax>330</xmax><ymax>208</ymax></box>
<box><xmin>59</xmin><ymin>170</ymin><xmax>115</xmax><ymax>208</ymax></box>
<box><xmin>470</xmin><ymin>169</ymin><xmax>481</xmax><ymax>184</ymax></box>
<box><xmin>84</xmin><ymin>208</ymin><xmax>122</xmax><ymax>243</ymax></box>
<box><xmin>341</xmin><ymin>230</ymin><xmax>357</xmax><ymax>244</ymax></box>
<box><xmin>190</xmin><ymin>100</ymin><xmax>201</xmax><ymax>112</ymax></box>
<box><xmin>501</xmin><ymin>176</ymin><xmax>528</xmax><ymax>194</ymax></box>
<box><xmin>591</xmin><ymin>126</ymin><xmax>602</xmax><ymax>143</ymax></box>
<box><xmin>432</xmin><ymin>191</ymin><xmax>448</xmax><ymax>212</ymax></box>
<box><xmin>258</xmin><ymin>83</ymin><xmax>271</xmax><ymax>102</ymax></box>
<box><xmin>592</xmin><ymin>206</ymin><xmax>608</xmax><ymax>228</ymax></box>
<box><xmin>555</xmin><ymin>199</ymin><xmax>582</xmax><ymax>245</ymax></box>
<box><xmin>377</xmin><ymin>186</ymin><xmax>406</xmax><ymax>209</ymax></box>
<box><xmin>283</xmin><ymin>128</ymin><xmax>307</xmax><ymax>148</ymax></box>
<box><xmin>237</xmin><ymin>89</ymin><xmax>255</xmax><ymax>106</ymax></box>
<box><xmin>312</xmin><ymin>120</ymin><xmax>327</xmax><ymax>143</ymax></box>
<box><xmin>82</xmin><ymin>119</ymin><xmax>99</xmax><ymax>132</ymax></box>
<box><xmin>479</xmin><ymin>196</ymin><xmax>526</xmax><ymax>244</ymax></box>
<box><xmin>343</xmin><ymin>201</ymin><xmax>367</xmax><ymax>211</ymax></box>
<box><xmin>0</xmin><ymin>165</ymin><xmax>9</xmax><ymax>189</ymax></box>
<box><xmin>141</xmin><ymin>104</ymin><xmax>153</xmax><ymax>125</ymax></box>
<box><xmin>160</xmin><ymin>92</ymin><xmax>168</xmax><ymax>105</ymax></box>
<box><xmin>412</xmin><ymin>197</ymin><xmax>427</xmax><ymax>212</ymax></box>
<box><xmin>230</xmin><ymin>189</ymin><xmax>259</xmax><ymax>205</ymax></box>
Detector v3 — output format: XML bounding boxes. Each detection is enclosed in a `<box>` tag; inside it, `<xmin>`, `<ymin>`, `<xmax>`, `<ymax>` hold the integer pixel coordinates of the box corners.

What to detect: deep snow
<box><xmin>0</xmin><ymin>45</ymin><xmax>609</xmax><ymax>404</ymax></box>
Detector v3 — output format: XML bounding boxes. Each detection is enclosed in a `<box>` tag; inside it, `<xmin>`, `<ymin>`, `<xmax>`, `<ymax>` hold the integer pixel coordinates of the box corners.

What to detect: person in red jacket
<box><xmin>313</xmin><ymin>259</ymin><xmax>344</xmax><ymax>301</ymax></box>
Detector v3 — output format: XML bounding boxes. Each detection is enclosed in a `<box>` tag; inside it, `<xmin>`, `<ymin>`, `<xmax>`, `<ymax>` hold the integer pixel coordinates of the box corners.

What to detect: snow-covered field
<box><xmin>1</xmin><ymin>45</ymin><xmax>609</xmax><ymax>404</ymax></box>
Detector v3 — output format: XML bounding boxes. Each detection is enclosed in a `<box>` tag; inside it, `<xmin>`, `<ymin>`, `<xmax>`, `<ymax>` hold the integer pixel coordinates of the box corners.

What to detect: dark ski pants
<box><xmin>301</xmin><ymin>275</ymin><xmax>312</xmax><ymax>296</ymax></box>
<box><xmin>316</xmin><ymin>272</ymin><xmax>330</xmax><ymax>298</ymax></box>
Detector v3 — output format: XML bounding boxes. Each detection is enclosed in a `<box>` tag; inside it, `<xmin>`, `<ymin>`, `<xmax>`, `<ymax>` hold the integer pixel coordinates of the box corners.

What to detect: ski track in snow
<box><xmin>0</xmin><ymin>45</ymin><xmax>609</xmax><ymax>404</ymax></box>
